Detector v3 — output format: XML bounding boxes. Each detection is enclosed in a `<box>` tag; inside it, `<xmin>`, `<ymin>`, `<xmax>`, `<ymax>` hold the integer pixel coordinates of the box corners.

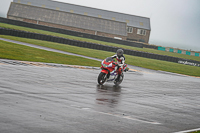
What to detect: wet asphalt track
<box><xmin>0</xmin><ymin>59</ymin><xmax>200</xmax><ymax>133</ymax></box>
<box><xmin>0</xmin><ymin>38</ymin><xmax>200</xmax><ymax>133</ymax></box>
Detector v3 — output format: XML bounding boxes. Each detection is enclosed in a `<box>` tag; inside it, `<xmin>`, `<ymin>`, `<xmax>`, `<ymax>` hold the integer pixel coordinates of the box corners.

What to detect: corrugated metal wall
<box><xmin>13</xmin><ymin>0</ymin><xmax>150</xmax><ymax>30</ymax></box>
<box><xmin>8</xmin><ymin>2</ymin><xmax>127</xmax><ymax>36</ymax></box>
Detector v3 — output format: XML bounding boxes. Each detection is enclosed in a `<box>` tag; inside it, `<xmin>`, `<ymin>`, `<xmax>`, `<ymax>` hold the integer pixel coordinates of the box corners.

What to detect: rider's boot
<box><xmin>116</xmin><ymin>67</ymin><xmax>122</xmax><ymax>82</ymax></box>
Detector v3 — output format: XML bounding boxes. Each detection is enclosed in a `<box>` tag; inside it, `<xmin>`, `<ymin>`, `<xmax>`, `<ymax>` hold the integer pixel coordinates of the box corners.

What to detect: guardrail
<box><xmin>0</xmin><ymin>17</ymin><xmax>157</xmax><ymax>49</ymax></box>
<box><xmin>0</xmin><ymin>28</ymin><xmax>200</xmax><ymax>67</ymax></box>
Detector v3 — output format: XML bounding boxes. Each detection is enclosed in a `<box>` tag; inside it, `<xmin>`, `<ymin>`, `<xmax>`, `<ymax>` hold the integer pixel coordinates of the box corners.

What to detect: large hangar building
<box><xmin>7</xmin><ymin>0</ymin><xmax>151</xmax><ymax>43</ymax></box>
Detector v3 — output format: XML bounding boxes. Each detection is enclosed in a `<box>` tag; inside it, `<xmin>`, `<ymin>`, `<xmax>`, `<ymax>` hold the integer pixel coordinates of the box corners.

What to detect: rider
<box><xmin>111</xmin><ymin>49</ymin><xmax>125</xmax><ymax>81</ymax></box>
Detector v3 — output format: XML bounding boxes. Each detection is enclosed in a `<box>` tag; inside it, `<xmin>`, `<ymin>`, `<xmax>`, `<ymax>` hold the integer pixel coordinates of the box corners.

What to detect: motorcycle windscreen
<box><xmin>105</xmin><ymin>57</ymin><xmax>114</xmax><ymax>62</ymax></box>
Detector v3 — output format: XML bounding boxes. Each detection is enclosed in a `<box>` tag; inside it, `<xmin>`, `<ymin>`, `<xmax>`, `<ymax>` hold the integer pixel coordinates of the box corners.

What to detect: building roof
<box><xmin>13</xmin><ymin>0</ymin><xmax>151</xmax><ymax>30</ymax></box>
<box><xmin>8</xmin><ymin>2</ymin><xmax>127</xmax><ymax>36</ymax></box>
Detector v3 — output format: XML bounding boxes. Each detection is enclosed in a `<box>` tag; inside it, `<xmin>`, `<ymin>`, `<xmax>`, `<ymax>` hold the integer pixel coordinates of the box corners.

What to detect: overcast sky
<box><xmin>0</xmin><ymin>0</ymin><xmax>200</xmax><ymax>51</ymax></box>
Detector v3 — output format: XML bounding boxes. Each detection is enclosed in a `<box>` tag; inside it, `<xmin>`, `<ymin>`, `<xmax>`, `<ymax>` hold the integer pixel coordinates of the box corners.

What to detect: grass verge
<box><xmin>0</xmin><ymin>39</ymin><xmax>100</xmax><ymax>67</ymax></box>
<box><xmin>189</xmin><ymin>131</ymin><xmax>200</xmax><ymax>133</ymax></box>
<box><xmin>0</xmin><ymin>35</ymin><xmax>200</xmax><ymax>77</ymax></box>
<box><xmin>0</xmin><ymin>22</ymin><xmax>200</xmax><ymax>62</ymax></box>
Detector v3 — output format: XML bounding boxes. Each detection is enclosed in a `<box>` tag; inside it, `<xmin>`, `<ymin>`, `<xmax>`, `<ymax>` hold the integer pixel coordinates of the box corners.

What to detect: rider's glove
<box><xmin>113</xmin><ymin>63</ymin><xmax>118</xmax><ymax>66</ymax></box>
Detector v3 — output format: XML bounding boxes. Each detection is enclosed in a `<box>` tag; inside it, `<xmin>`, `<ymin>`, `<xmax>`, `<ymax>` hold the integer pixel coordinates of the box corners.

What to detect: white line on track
<box><xmin>69</xmin><ymin>105</ymin><xmax>161</xmax><ymax>125</ymax></box>
<box><xmin>174</xmin><ymin>128</ymin><xmax>200</xmax><ymax>133</ymax></box>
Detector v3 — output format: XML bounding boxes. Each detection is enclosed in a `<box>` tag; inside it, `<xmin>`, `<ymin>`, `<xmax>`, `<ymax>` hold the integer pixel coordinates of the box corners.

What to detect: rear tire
<box><xmin>114</xmin><ymin>73</ymin><xmax>124</xmax><ymax>85</ymax></box>
<box><xmin>98</xmin><ymin>72</ymin><xmax>107</xmax><ymax>85</ymax></box>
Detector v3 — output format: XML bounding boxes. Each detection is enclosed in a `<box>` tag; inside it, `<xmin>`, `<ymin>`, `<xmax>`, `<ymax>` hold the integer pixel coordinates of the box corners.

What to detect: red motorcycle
<box><xmin>97</xmin><ymin>57</ymin><xmax>129</xmax><ymax>85</ymax></box>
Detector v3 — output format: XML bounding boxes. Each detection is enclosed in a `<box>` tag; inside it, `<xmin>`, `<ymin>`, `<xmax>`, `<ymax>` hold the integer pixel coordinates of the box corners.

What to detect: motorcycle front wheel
<box><xmin>98</xmin><ymin>72</ymin><xmax>107</xmax><ymax>85</ymax></box>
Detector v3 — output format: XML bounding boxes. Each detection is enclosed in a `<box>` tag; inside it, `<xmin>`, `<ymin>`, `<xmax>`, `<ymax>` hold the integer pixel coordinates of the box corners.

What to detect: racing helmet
<box><xmin>116</xmin><ymin>49</ymin><xmax>124</xmax><ymax>57</ymax></box>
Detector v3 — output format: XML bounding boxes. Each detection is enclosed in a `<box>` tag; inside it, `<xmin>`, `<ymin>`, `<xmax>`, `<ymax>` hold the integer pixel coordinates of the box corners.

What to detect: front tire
<box><xmin>98</xmin><ymin>72</ymin><xmax>107</xmax><ymax>85</ymax></box>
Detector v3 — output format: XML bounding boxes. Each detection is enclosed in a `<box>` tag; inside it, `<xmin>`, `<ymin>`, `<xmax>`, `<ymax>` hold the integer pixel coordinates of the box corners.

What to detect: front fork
<box><xmin>101</xmin><ymin>68</ymin><xmax>110</xmax><ymax>80</ymax></box>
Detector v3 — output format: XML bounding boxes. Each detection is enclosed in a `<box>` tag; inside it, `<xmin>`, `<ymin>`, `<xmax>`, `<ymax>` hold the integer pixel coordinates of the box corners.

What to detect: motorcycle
<box><xmin>97</xmin><ymin>57</ymin><xmax>129</xmax><ymax>85</ymax></box>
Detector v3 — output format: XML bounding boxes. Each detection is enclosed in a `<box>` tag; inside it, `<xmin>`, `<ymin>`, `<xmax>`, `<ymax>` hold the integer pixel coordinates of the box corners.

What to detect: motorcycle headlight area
<box><xmin>103</xmin><ymin>64</ymin><xmax>108</xmax><ymax>67</ymax></box>
<box><xmin>103</xmin><ymin>63</ymin><xmax>112</xmax><ymax>68</ymax></box>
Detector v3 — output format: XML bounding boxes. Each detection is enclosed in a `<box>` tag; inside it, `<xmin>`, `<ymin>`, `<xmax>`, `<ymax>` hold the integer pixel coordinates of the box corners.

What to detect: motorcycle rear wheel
<box><xmin>114</xmin><ymin>73</ymin><xmax>124</xmax><ymax>85</ymax></box>
<box><xmin>98</xmin><ymin>72</ymin><xmax>107</xmax><ymax>85</ymax></box>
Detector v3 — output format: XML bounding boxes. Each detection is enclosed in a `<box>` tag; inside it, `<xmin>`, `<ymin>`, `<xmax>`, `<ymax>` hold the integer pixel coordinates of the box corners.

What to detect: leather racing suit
<box><xmin>111</xmin><ymin>54</ymin><xmax>125</xmax><ymax>79</ymax></box>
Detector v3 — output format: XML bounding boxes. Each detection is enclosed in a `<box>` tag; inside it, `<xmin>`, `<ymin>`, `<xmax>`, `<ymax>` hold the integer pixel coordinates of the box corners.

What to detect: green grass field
<box><xmin>0</xmin><ymin>35</ymin><xmax>200</xmax><ymax>77</ymax></box>
<box><xmin>0</xmin><ymin>39</ymin><xmax>100</xmax><ymax>67</ymax></box>
<box><xmin>1</xmin><ymin>22</ymin><xmax>200</xmax><ymax>62</ymax></box>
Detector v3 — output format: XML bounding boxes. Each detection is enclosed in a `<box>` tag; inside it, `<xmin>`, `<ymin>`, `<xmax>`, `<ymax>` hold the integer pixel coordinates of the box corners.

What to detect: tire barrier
<box><xmin>0</xmin><ymin>17</ymin><xmax>157</xmax><ymax>49</ymax></box>
<box><xmin>0</xmin><ymin>27</ymin><xmax>200</xmax><ymax>67</ymax></box>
